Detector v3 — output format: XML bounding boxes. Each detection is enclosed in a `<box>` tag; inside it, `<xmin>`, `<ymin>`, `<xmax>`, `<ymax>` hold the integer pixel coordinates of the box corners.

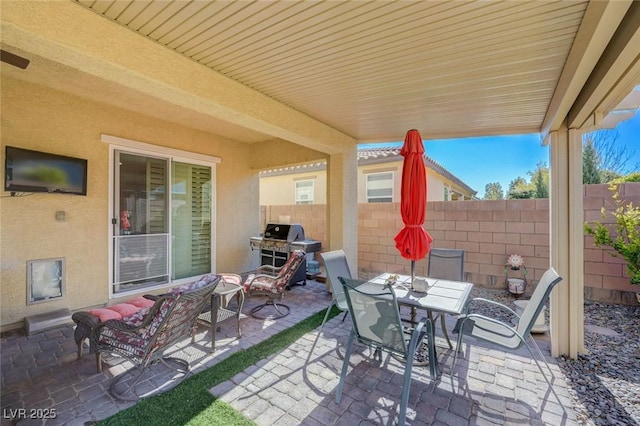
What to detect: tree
<box><xmin>507</xmin><ymin>176</ymin><xmax>533</xmax><ymax>199</ymax></box>
<box><xmin>508</xmin><ymin>177</ymin><xmax>527</xmax><ymax>193</ymax></box>
<box><xmin>529</xmin><ymin>161</ymin><xmax>549</xmax><ymax>198</ymax></box>
<box><xmin>483</xmin><ymin>182</ymin><xmax>504</xmax><ymax>200</ymax></box>
<box><xmin>600</xmin><ymin>170</ymin><xmax>622</xmax><ymax>183</ymax></box>
<box><xmin>509</xmin><ymin>188</ymin><xmax>535</xmax><ymax>199</ymax></box>
<box><xmin>582</xmin><ymin>130</ymin><xmax>639</xmax><ymax>183</ymax></box>
<box><xmin>582</xmin><ymin>138</ymin><xmax>601</xmax><ymax>184</ymax></box>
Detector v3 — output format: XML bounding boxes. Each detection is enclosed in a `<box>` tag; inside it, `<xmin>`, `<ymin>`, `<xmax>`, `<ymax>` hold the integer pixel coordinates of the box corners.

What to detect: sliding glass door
<box><xmin>171</xmin><ymin>162</ymin><xmax>211</xmax><ymax>280</ymax></box>
<box><xmin>112</xmin><ymin>151</ymin><xmax>212</xmax><ymax>295</ymax></box>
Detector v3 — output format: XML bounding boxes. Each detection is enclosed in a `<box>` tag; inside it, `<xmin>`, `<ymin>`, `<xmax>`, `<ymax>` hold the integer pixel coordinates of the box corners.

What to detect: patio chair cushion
<box><xmin>127</xmin><ymin>296</ymin><xmax>155</xmax><ymax>309</ymax></box>
<box><xmin>122</xmin><ymin>307</ymin><xmax>151</xmax><ymax>327</ymax></box>
<box><xmin>87</xmin><ymin>308</ymin><xmax>123</xmax><ymax>322</ymax></box>
<box><xmin>219</xmin><ymin>273</ymin><xmax>242</xmax><ymax>286</ymax></box>
<box><xmin>242</xmin><ymin>274</ymin><xmax>282</xmax><ymax>295</ymax></box>
<box><xmin>107</xmin><ymin>303</ymin><xmax>140</xmax><ymax>318</ymax></box>
<box><xmin>87</xmin><ymin>298</ymin><xmax>153</xmax><ymax>322</ymax></box>
<box><xmin>170</xmin><ymin>273</ymin><xmax>219</xmax><ymax>295</ymax></box>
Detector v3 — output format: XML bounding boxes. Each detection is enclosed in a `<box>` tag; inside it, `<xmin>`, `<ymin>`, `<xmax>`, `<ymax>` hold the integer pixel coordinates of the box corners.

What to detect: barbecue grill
<box><xmin>250</xmin><ymin>223</ymin><xmax>322</xmax><ymax>286</ymax></box>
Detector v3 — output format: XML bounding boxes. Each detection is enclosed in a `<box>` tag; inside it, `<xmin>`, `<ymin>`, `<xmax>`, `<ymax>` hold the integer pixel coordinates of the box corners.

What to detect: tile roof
<box><xmin>260</xmin><ymin>146</ymin><xmax>476</xmax><ymax>195</ymax></box>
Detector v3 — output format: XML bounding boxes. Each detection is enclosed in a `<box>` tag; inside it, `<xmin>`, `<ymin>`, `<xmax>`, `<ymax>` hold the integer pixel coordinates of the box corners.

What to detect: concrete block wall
<box><xmin>259</xmin><ymin>183</ymin><xmax>639</xmax><ymax>304</ymax></box>
<box><xmin>259</xmin><ymin>204</ymin><xmax>328</xmax><ymax>263</ymax></box>
<box><xmin>583</xmin><ymin>183</ymin><xmax>639</xmax><ymax>304</ymax></box>
<box><xmin>359</xmin><ymin>198</ymin><xmax>552</xmax><ymax>291</ymax></box>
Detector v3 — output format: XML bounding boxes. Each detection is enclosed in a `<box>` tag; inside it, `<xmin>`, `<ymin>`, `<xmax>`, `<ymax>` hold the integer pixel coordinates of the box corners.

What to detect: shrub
<box><xmin>611</xmin><ymin>172</ymin><xmax>640</xmax><ymax>183</ymax></box>
<box><xmin>584</xmin><ymin>183</ymin><xmax>640</xmax><ymax>285</ymax></box>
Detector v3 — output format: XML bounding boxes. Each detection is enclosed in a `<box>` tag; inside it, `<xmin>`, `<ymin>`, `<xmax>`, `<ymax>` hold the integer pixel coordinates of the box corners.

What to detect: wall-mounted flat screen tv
<box><xmin>4</xmin><ymin>146</ymin><xmax>88</xmax><ymax>195</ymax></box>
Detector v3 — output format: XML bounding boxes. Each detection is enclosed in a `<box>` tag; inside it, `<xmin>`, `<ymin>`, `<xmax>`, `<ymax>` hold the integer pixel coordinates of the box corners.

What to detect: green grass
<box><xmin>99</xmin><ymin>306</ymin><xmax>341</xmax><ymax>425</ymax></box>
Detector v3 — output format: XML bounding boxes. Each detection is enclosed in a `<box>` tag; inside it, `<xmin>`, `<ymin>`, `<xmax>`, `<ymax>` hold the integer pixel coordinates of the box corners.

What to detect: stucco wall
<box><xmin>0</xmin><ymin>76</ymin><xmax>261</xmax><ymax>329</ymax></box>
<box><xmin>260</xmin><ymin>183</ymin><xmax>640</xmax><ymax>305</ymax></box>
<box><xmin>259</xmin><ymin>172</ymin><xmax>327</xmax><ymax>205</ymax></box>
<box><xmin>428</xmin><ymin>175</ymin><xmax>447</xmax><ymax>202</ymax></box>
<box><xmin>260</xmin><ymin>159</ymin><xmax>470</xmax><ymax>206</ymax></box>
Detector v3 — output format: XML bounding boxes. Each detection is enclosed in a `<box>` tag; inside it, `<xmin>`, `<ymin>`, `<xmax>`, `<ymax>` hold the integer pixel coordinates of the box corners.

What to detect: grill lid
<box><xmin>263</xmin><ymin>223</ymin><xmax>305</xmax><ymax>241</ymax></box>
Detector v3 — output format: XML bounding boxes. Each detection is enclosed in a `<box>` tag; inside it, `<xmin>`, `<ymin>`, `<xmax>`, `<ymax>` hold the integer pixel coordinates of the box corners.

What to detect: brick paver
<box><xmin>1</xmin><ymin>279</ymin><xmax>577</xmax><ymax>425</ymax></box>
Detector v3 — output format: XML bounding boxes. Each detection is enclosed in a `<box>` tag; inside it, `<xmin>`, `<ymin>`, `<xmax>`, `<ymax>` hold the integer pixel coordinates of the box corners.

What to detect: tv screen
<box><xmin>4</xmin><ymin>146</ymin><xmax>88</xmax><ymax>195</ymax></box>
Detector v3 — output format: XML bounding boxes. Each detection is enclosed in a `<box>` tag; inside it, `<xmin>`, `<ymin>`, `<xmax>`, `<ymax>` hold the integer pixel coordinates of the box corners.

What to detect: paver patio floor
<box><xmin>1</xmin><ymin>279</ymin><xmax>577</xmax><ymax>425</ymax></box>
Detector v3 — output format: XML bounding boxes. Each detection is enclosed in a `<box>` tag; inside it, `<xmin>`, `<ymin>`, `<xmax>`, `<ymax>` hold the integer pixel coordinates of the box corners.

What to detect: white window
<box><xmin>105</xmin><ymin>135</ymin><xmax>218</xmax><ymax>296</ymax></box>
<box><xmin>295</xmin><ymin>180</ymin><xmax>314</xmax><ymax>204</ymax></box>
<box><xmin>366</xmin><ymin>172</ymin><xmax>393</xmax><ymax>203</ymax></box>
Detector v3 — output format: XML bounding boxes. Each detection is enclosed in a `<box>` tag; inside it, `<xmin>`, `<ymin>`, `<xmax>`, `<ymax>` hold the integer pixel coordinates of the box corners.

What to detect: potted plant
<box><xmin>505</xmin><ymin>254</ymin><xmax>527</xmax><ymax>296</ymax></box>
<box><xmin>584</xmin><ymin>183</ymin><xmax>640</xmax><ymax>301</ymax></box>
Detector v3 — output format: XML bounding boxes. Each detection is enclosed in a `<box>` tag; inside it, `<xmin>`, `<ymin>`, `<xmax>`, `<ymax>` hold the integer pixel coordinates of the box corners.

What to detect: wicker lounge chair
<box><xmin>91</xmin><ymin>274</ymin><xmax>220</xmax><ymax>400</ymax></box>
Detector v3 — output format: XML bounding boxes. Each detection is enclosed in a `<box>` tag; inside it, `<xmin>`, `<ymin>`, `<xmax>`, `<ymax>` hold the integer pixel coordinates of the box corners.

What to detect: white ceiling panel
<box><xmin>68</xmin><ymin>0</ymin><xmax>604</xmax><ymax>141</ymax></box>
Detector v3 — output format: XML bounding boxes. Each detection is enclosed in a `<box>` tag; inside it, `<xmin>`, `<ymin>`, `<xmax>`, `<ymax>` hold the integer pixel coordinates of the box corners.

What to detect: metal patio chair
<box><xmin>336</xmin><ymin>277</ymin><xmax>437</xmax><ymax>426</ymax></box>
<box><xmin>426</xmin><ymin>247</ymin><xmax>465</xmax><ymax>349</ymax></box>
<box><xmin>306</xmin><ymin>250</ymin><xmax>354</xmax><ymax>361</ymax></box>
<box><xmin>452</xmin><ymin>267</ymin><xmax>564</xmax><ymax>405</ymax></box>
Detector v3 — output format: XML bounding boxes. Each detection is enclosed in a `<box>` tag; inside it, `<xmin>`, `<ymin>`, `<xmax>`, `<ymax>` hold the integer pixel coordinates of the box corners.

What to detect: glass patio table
<box><xmin>365</xmin><ymin>273</ymin><xmax>474</xmax><ymax>371</ymax></box>
<box><xmin>365</xmin><ymin>273</ymin><xmax>474</xmax><ymax>321</ymax></box>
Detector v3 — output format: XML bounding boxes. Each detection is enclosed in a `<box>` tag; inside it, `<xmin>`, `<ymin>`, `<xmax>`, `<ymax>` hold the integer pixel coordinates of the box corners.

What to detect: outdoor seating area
<box><xmin>2</xmin><ymin>274</ymin><xmax>606</xmax><ymax>425</ymax></box>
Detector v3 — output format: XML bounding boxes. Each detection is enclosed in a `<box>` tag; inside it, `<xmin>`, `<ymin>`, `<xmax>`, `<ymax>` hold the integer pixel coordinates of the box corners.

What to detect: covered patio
<box><xmin>1</xmin><ymin>1</ymin><xmax>639</xmax><ymax>424</ymax></box>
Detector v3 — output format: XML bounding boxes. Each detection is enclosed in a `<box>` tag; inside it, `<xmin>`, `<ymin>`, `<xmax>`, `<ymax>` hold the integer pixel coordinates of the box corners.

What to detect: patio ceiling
<box><xmin>1</xmin><ymin>0</ymin><xmax>638</xmax><ymax>145</ymax></box>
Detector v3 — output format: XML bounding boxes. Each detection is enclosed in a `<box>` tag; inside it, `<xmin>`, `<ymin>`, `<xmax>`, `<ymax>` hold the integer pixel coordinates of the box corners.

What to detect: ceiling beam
<box><xmin>569</xmin><ymin>2</ymin><xmax>640</xmax><ymax>130</ymax></box>
<box><xmin>540</xmin><ymin>0</ymin><xmax>631</xmax><ymax>139</ymax></box>
<box><xmin>0</xmin><ymin>1</ymin><xmax>356</xmax><ymax>154</ymax></box>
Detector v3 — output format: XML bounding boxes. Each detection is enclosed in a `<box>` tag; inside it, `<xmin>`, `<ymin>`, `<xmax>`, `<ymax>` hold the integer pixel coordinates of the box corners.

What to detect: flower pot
<box><xmin>507</xmin><ymin>278</ymin><xmax>525</xmax><ymax>295</ymax></box>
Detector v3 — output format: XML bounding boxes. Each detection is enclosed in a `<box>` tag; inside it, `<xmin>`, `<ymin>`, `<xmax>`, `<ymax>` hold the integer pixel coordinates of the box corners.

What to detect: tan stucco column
<box><xmin>548</xmin><ymin>121</ymin><xmax>585</xmax><ymax>358</ymax></box>
<box><xmin>326</xmin><ymin>148</ymin><xmax>359</xmax><ymax>271</ymax></box>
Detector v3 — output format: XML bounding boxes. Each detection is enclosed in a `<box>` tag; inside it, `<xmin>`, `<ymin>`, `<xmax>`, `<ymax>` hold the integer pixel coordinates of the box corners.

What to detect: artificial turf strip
<box><xmin>99</xmin><ymin>305</ymin><xmax>342</xmax><ymax>425</ymax></box>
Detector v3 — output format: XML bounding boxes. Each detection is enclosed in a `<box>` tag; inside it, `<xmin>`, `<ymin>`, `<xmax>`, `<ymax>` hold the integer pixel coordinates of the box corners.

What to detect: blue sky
<box><xmin>363</xmin><ymin>110</ymin><xmax>639</xmax><ymax>198</ymax></box>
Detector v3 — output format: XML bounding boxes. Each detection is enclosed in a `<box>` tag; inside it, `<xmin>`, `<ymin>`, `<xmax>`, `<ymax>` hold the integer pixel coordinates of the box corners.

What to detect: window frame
<box><xmin>103</xmin><ymin>134</ymin><xmax>220</xmax><ymax>298</ymax></box>
<box><xmin>366</xmin><ymin>171</ymin><xmax>394</xmax><ymax>203</ymax></box>
<box><xmin>294</xmin><ymin>179</ymin><xmax>314</xmax><ymax>204</ymax></box>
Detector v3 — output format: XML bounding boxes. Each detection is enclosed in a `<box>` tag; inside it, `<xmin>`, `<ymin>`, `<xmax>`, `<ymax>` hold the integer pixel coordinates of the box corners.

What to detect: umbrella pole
<box><xmin>410</xmin><ymin>260</ymin><xmax>415</xmax><ymax>288</ymax></box>
<box><xmin>410</xmin><ymin>260</ymin><xmax>417</xmax><ymax>323</ymax></box>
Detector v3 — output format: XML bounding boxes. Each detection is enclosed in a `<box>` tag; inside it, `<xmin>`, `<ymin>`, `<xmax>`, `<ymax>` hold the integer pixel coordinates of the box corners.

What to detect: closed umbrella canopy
<box><xmin>394</xmin><ymin>129</ymin><xmax>433</xmax><ymax>262</ymax></box>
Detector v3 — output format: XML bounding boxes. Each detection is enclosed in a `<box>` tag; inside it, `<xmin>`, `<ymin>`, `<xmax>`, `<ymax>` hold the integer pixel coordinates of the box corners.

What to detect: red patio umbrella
<box><xmin>393</xmin><ymin>129</ymin><xmax>433</xmax><ymax>286</ymax></box>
